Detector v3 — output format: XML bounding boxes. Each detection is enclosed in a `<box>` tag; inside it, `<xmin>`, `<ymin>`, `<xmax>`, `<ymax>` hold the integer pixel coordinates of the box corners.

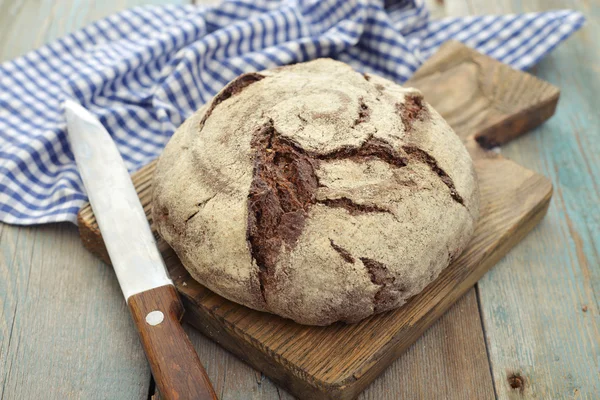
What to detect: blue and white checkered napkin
<box><xmin>0</xmin><ymin>0</ymin><xmax>584</xmax><ymax>225</ymax></box>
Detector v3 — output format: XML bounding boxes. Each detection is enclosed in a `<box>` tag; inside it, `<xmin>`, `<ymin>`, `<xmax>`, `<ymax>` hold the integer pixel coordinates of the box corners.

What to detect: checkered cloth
<box><xmin>0</xmin><ymin>0</ymin><xmax>584</xmax><ymax>225</ymax></box>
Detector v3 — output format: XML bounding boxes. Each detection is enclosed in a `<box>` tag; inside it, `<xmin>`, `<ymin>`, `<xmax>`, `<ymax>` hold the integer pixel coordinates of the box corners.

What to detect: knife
<box><xmin>64</xmin><ymin>99</ymin><xmax>218</xmax><ymax>400</ymax></box>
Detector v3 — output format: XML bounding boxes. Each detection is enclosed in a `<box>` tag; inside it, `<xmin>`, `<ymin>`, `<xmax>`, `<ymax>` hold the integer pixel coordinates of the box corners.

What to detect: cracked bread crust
<box><xmin>152</xmin><ymin>59</ymin><xmax>480</xmax><ymax>326</ymax></box>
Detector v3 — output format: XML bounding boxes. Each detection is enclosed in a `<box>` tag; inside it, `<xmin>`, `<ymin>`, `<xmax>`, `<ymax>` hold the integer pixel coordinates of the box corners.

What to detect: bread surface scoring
<box><xmin>152</xmin><ymin>59</ymin><xmax>479</xmax><ymax>325</ymax></box>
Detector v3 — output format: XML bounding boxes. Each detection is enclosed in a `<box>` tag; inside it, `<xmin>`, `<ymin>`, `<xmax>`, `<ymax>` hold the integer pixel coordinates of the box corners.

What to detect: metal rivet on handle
<box><xmin>145</xmin><ymin>310</ymin><xmax>164</xmax><ymax>326</ymax></box>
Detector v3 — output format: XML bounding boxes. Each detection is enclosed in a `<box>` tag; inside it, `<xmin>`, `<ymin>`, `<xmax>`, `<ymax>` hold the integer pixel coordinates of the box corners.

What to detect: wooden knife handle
<box><xmin>128</xmin><ymin>285</ymin><xmax>218</xmax><ymax>400</ymax></box>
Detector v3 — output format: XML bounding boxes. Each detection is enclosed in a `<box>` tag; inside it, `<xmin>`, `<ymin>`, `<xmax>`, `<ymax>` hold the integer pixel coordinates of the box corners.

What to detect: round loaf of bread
<box><xmin>152</xmin><ymin>59</ymin><xmax>479</xmax><ymax>326</ymax></box>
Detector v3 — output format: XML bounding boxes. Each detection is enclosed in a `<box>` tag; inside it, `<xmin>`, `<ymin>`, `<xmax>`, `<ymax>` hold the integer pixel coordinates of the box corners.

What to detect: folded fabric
<box><xmin>0</xmin><ymin>0</ymin><xmax>584</xmax><ymax>225</ymax></box>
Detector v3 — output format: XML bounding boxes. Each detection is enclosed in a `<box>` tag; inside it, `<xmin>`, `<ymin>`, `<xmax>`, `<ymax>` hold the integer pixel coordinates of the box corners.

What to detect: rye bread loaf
<box><xmin>152</xmin><ymin>59</ymin><xmax>479</xmax><ymax>326</ymax></box>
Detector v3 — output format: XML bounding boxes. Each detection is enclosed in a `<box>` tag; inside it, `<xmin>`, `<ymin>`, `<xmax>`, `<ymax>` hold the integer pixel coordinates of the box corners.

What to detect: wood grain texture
<box><xmin>450</xmin><ymin>0</ymin><xmax>600</xmax><ymax>398</ymax></box>
<box><xmin>358</xmin><ymin>289</ymin><xmax>492</xmax><ymax>400</ymax></box>
<box><xmin>0</xmin><ymin>224</ymin><xmax>37</xmax><ymax>399</ymax></box>
<box><xmin>0</xmin><ymin>224</ymin><xmax>151</xmax><ymax>400</ymax></box>
<box><xmin>128</xmin><ymin>285</ymin><xmax>217</xmax><ymax>400</ymax></box>
<box><xmin>406</xmin><ymin>41</ymin><xmax>560</xmax><ymax>148</ymax></box>
<box><xmin>183</xmin><ymin>289</ymin><xmax>490</xmax><ymax>400</ymax></box>
<box><xmin>184</xmin><ymin>325</ymin><xmax>296</xmax><ymax>400</ymax></box>
<box><xmin>78</xmin><ymin>42</ymin><xmax>558</xmax><ymax>399</ymax></box>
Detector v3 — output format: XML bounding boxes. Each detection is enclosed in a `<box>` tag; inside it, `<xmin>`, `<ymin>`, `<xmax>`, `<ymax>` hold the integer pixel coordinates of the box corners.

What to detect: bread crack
<box><xmin>353</xmin><ymin>97</ymin><xmax>370</xmax><ymax>126</ymax></box>
<box><xmin>317</xmin><ymin>197</ymin><xmax>395</xmax><ymax>218</ymax></box>
<box><xmin>402</xmin><ymin>145</ymin><xmax>465</xmax><ymax>206</ymax></box>
<box><xmin>184</xmin><ymin>194</ymin><xmax>216</xmax><ymax>224</ymax></box>
<box><xmin>297</xmin><ymin>113</ymin><xmax>308</xmax><ymax>124</ymax></box>
<box><xmin>329</xmin><ymin>239</ymin><xmax>354</xmax><ymax>264</ymax></box>
<box><xmin>247</xmin><ymin>121</ymin><xmax>319</xmax><ymax>302</ymax></box>
<box><xmin>185</xmin><ymin>210</ymin><xmax>199</xmax><ymax>224</ymax></box>
<box><xmin>315</xmin><ymin>136</ymin><xmax>408</xmax><ymax>168</ymax></box>
<box><xmin>199</xmin><ymin>72</ymin><xmax>265</xmax><ymax>129</ymax></box>
<box><xmin>396</xmin><ymin>93</ymin><xmax>426</xmax><ymax>132</ymax></box>
<box><xmin>247</xmin><ymin>122</ymin><xmax>453</xmax><ymax>299</ymax></box>
<box><xmin>360</xmin><ymin>257</ymin><xmax>399</xmax><ymax>312</ymax></box>
<box><xmin>360</xmin><ymin>257</ymin><xmax>395</xmax><ymax>286</ymax></box>
<box><xmin>198</xmin><ymin>194</ymin><xmax>216</xmax><ymax>208</ymax></box>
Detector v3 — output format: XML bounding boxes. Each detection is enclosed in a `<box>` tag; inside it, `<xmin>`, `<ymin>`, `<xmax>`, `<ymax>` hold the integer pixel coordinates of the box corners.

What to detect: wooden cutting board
<box><xmin>78</xmin><ymin>41</ymin><xmax>558</xmax><ymax>400</ymax></box>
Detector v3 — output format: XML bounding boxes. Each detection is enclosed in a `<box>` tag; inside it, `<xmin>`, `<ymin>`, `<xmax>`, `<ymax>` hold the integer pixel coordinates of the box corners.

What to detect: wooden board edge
<box><xmin>474</xmin><ymin>91</ymin><xmax>560</xmax><ymax>149</ymax></box>
<box><xmin>78</xmin><ymin>211</ymin><xmax>110</xmax><ymax>265</ymax></box>
<box><xmin>180</xmin><ymin>299</ymin><xmax>335</xmax><ymax>399</ymax></box>
<box><xmin>407</xmin><ymin>40</ymin><xmax>560</xmax><ymax>147</ymax></box>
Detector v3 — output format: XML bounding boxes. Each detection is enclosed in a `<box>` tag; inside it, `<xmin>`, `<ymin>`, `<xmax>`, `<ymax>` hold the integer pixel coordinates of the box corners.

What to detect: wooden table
<box><xmin>0</xmin><ymin>1</ymin><xmax>597</xmax><ymax>398</ymax></box>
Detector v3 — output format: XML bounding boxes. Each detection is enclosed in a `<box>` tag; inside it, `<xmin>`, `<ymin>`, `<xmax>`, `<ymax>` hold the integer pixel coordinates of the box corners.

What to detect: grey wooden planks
<box><xmin>0</xmin><ymin>224</ymin><xmax>150</xmax><ymax>399</ymax></box>
<box><xmin>359</xmin><ymin>290</ymin><xmax>495</xmax><ymax>400</ymax></box>
<box><xmin>0</xmin><ymin>0</ymin><xmax>182</xmax><ymax>62</ymax></box>
<box><xmin>448</xmin><ymin>0</ymin><xmax>600</xmax><ymax>397</ymax></box>
<box><xmin>0</xmin><ymin>225</ymin><xmax>38</xmax><ymax>399</ymax></box>
<box><xmin>185</xmin><ymin>326</ymin><xmax>296</xmax><ymax>400</ymax></box>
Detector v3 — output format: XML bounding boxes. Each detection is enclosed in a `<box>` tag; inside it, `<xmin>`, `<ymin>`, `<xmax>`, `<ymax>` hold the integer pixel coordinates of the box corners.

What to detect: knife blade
<box><xmin>65</xmin><ymin>99</ymin><xmax>171</xmax><ymax>298</ymax></box>
<box><xmin>64</xmin><ymin>99</ymin><xmax>217</xmax><ymax>400</ymax></box>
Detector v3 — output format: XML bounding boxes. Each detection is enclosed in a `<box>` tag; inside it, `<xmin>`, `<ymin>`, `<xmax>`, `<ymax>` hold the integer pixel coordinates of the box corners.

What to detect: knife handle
<box><xmin>128</xmin><ymin>285</ymin><xmax>218</xmax><ymax>400</ymax></box>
